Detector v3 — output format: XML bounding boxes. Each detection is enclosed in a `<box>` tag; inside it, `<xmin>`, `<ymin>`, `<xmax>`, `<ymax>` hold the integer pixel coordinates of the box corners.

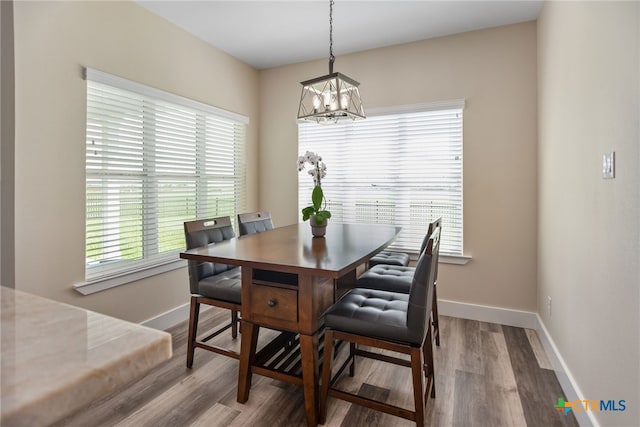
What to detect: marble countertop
<box><xmin>0</xmin><ymin>286</ymin><xmax>172</xmax><ymax>426</ymax></box>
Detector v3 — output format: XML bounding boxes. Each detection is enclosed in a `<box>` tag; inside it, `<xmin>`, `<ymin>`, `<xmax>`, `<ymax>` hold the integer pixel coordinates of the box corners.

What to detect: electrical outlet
<box><xmin>547</xmin><ymin>296</ymin><xmax>552</xmax><ymax>317</ymax></box>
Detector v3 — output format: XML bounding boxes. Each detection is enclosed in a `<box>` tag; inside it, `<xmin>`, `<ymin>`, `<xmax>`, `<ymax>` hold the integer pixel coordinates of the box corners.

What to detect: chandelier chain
<box><xmin>329</xmin><ymin>0</ymin><xmax>335</xmax><ymax>66</ymax></box>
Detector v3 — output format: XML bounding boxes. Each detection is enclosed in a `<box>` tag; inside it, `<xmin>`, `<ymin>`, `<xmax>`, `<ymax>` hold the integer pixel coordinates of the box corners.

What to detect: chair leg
<box><xmin>410</xmin><ymin>346</ymin><xmax>426</xmax><ymax>427</ymax></box>
<box><xmin>423</xmin><ymin>326</ymin><xmax>436</xmax><ymax>399</ymax></box>
<box><xmin>349</xmin><ymin>342</ymin><xmax>356</xmax><ymax>377</ymax></box>
<box><xmin>231</xmin><ymin>310</ymin><xmax>238</xmax><ymax>339</ymax></box>
<box><xmin>186</xmin><ymin>296</ymin><xmax>200</xmax><ymax>369</ymax></box>
<box><xmin>432</xmin><ymin>284</ymin><xmax>440</xmax><ymax>346</ymax></box>
<box><xmin>319</xmin><ymin>329</ymin><xmax>335</xmax><ymax>425</ymax></box>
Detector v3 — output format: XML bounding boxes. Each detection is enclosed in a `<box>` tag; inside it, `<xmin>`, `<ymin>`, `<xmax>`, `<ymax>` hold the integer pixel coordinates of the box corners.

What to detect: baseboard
<box><xmin>141</xmin><ymin>301</ymin><xmax>211</xmax><ymax>331</ymax></box>
<box><xmin>141</xmin><ymin>302</ymin><xmax>190</xmax><ymax>330</ymax></box>
<box><xmin>438</xmin><ymin>299</ymin><xmax>538</xmax><ymax>329</ymax></box>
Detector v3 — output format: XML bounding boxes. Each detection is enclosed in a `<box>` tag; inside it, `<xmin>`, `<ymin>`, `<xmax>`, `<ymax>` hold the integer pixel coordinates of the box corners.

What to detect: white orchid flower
<box><xmin>299</xmin><ymin>151</ymin><xmax>327</xmax><ymax>187</ymax></box>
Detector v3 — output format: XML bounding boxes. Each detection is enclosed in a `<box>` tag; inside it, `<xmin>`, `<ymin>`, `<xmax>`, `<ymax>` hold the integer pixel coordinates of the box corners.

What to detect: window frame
<box><xmin>297</xmin><ymin>100</ymin><xmax>466</xmax><ymax>259</ymax></box>
<box><xmin>76</xmin><ymin>68</ymin><xmax>248</xmax><ymax>295</ymax></box>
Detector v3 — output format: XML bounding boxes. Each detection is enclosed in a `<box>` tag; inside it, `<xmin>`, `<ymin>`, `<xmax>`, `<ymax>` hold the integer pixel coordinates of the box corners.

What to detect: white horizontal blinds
<box><xmin>298</xmin><ymin>102</ymin><xmax>463</xmax><ymax>255</ymax></box>
<box><xmin>86</xmin><ymin>71</ymin><xmax>247</xmax><ymax>282</ymax></box>
<box><xmin>201</xmin><ymin>116</ymin><xmax>246</xmax><ymax>220</ymax></box>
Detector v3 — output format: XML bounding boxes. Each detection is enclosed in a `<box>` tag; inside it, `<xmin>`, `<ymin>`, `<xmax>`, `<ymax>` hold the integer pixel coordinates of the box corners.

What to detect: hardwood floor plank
<box><xmin>112</xmin><ymin>356</ymin><xmax>239</xmax><ymax>427</ymax></box>
<box><xmin>321</xmin><ymin>345</ymin><xmax>393</xmax><ymax>427</ymax></box>
<box><xmin>480</xmin><ymin>330</ymin><xmax>528</xmax><ymax>427</ymax></box>
<box><xmin>458</xmin><ymin>318</ymin><xmax>484</xmax><ymax>375</ymax></box>
<box><xmin>53</xmin><ymin>349</ymin><xmax>216</xmax><ymax>427</ymax></box>
<box><xmin>358</xmin><ymin>349</ymin><xmax>414</xmax><ymax>410</ymax></box>
<box><xmin>502</xmin><ymin>325</ymin><xmax>579</xmax><ymax>427</ymax></box>
<box><xmin>479</xmin><ymin>321</ymin><xmax>502</xmax><ymax>333</ymax></box>
<box><xmin>225</xmin><ymin>380</ymin><xmax>309</xmax><ymax>426</ymax></box>
<box><xmin>323</xmin><ymin>400</ymin><xmax>352</xmax><ymax>427</ymax></box>
<box><xmin>430</xmin><ymin>316</ymin><xmax>482</xmax><ymax>426</ymax></box>
<box><xmin>452</xmin><ymin>369</ymin><xmax>489</xmax><ymax>427</ymax></box>
<box><xmin>339</xmin><ymin>383</ymin><xmax>399</xmax><ymax>427</ymax></box>
<box><xmin>525</xmin><ymin>328</ymin><xmax>553</xmax><ymax>370</ymax></box>
<box><xmin>189</xmin><ymin>403</ymin><xmax>240</xmax><ymax>427</ymax></box>
<box><xmin>323</xmin><ymin>343</ymin><xmax>379</xmax><ymax>395</ymax></box>
<box><xmin>430</xmin><ymin>316</ymin><xmax>460</xmax><ymax>427</ymax></box>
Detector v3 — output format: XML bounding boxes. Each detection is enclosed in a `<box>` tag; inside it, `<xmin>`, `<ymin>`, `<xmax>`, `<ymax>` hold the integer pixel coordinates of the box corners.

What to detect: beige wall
<box><xmin>259</xmin><ymin>22</ymin><xmax>539</xmax><ymax>311</ymax></box>
<box><xmin>538</xmin><ymin>1</ymin><xmax>639</xmax><ymax>424</ymax></box>
<box><xmin>12</xmin><ymin>1</ymin><xmax>259</xmax><ymax>322</ymax></box>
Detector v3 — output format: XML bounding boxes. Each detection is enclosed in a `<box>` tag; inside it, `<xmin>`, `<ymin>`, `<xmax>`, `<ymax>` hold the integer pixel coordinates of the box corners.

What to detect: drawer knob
<box><xmin>267</xmin><ymin>299</ymin><xmax>277</xmax><ymax>308</ymax></box>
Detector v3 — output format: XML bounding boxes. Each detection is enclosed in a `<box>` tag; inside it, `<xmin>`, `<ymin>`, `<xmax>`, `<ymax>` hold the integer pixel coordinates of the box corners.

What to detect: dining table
<box><xmin>179</xmin><ymin>222</ymin><xmax>401</xmax><ymax>426</ymax></box>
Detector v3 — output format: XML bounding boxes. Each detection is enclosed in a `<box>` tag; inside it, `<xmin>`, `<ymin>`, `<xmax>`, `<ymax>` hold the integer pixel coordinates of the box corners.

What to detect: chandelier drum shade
<box><xmin>297</xmin><ymin>0</ymin><xmax>365</xmax><ymax>124</ymax></box>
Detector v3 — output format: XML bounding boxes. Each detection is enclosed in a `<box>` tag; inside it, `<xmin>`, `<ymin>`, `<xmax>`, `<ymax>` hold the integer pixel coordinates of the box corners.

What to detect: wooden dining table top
<box><xmin>179</xmin><ymin>222</ymin><xmax>401</xmax><ymax>278</ymax></box>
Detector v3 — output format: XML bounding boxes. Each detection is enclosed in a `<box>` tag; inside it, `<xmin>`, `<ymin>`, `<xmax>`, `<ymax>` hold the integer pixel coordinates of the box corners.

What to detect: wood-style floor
<box><xmin>55</xmin><ymin>308</ymin><xmax>579</xmax><ymax>427</ymax></box>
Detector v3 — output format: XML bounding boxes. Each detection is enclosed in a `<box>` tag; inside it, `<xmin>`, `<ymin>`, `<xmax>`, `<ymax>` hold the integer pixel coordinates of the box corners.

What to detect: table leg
<box><xmin>237</xmin><ymin>320</ymin><xmax>259</xmax><ymax>403</ymax></box>
<box><xmin>299</xmin><ymin>332</ymin><xmax>319</xmax><ymax>427</ymax></box>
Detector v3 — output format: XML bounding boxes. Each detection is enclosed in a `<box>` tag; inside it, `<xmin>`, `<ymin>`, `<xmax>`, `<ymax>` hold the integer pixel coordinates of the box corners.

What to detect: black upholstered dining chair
<box><xmin>183</xmin><ymin>216</ymin><xmax>242</xmax><ymax>367</ymax></box>
<box><xmin>357</xmin><ymin>217</ymin><xmax>443</xmax><ymax>346</ymax></box>
<box><xmin>367</xmin><ymin>248</ymin><xmax>410</xmax><ymax>268</ymax></box>
<box><xmin>319</xmin><ymin>227</ymin><xmax>440</xmax><ymax>427</ymax></box>
<box><xmin>237</xmin><ymin>211</ymin><xmax>274</xmax><ymax>235</ymax></box>
<box><xmin>368</xmin><ymin>216</ymin><xmax>443</xmax><ymax>270</ymax></box>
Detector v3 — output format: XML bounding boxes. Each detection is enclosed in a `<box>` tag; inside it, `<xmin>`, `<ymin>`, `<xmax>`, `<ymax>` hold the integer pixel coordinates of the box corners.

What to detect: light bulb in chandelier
<box><xmin>323</xmin><ymin>92</ymin><xmax>332</xmax><ymax>110</ymax></box>
<box><xmin>340</xmin><ymin>94</ymin><xmax>348</xmax><ymax>110</ymax></box>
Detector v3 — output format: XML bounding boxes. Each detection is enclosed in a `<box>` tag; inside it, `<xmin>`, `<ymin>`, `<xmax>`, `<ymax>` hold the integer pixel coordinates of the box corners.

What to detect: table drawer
<box><xmin>251</xmin><ymin>284</ymin><xmax>298</xmax><ymax>324</ymax></box>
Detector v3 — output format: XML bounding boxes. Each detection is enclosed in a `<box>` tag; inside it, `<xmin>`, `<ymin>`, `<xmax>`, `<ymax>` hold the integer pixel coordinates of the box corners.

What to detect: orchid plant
<box><xmin>297</xmin><ymin>151</ymin><xmax>332</xmax><ymax>225</ymax></box>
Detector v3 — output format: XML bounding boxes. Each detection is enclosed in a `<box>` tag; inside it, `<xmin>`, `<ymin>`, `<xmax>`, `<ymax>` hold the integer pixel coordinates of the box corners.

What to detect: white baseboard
<box><xmin>141</xmin><ymin>302</ymin><xmax>190</xmax><ymax>330</ymax></box>
<box><xmin>141</xmin><ymin>301</ymin><xmax>211</xmax><ymax>331</ymax></box>
<box><xmin>438</xmin><ymin>299</ymin><xmax>538</xmax><ymax>329</ymax></box>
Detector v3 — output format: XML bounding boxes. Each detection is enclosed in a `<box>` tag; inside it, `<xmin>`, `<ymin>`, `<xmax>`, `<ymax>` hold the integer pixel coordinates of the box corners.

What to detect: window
<box><xmin>83</xmin><ymin>68</ymin><xmax>247</xmax><ymax>287</ymax></box>
<box><xmin>298</xmin><ymin>101</ymin><xmax>463</xmax><ymax>256</ymax></box>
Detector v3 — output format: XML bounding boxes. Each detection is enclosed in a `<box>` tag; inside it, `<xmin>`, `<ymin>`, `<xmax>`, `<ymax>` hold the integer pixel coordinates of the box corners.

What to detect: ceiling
<box><xmin>136</xmin><ymin>1</ymin><xmax>543</xmax><ymax>70</ymax></box>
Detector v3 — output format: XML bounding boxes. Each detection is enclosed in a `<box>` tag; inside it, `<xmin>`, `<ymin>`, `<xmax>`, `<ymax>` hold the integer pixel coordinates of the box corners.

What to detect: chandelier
<box><xmin>297</xmin><ymin>0</ymin><xmax>365</xmax><ymax>124</ymax></box>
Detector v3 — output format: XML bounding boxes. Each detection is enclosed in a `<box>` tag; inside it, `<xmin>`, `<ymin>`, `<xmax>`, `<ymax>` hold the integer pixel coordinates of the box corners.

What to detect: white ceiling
<box><xmin>136</xmin><ymin>0</ymin><xmax>543</xmax><ymax>70</ymax></box>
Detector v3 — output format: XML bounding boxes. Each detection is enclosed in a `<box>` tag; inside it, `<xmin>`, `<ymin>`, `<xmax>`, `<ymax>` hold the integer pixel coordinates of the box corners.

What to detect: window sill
<box><xmin>74</xmin><ymin>259</ymin><xmax>187</xmax><ymax>295</ymax></box>
<box><xmin>440</xmin><ymin>254</ymin><xmax>472</xmax><ymax>265</ymax></box>
<box><xmin>408</xmin><ymin>253</ymin><xmax>472</xmax><ymax>265</ymax></box>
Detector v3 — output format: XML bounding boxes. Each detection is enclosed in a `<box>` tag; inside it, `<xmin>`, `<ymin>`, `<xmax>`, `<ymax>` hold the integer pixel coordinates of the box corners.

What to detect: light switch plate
<box><xmin>602</xmin><ymin>151</ymin><xmax>615</xmax><ymax>179</ymax></box>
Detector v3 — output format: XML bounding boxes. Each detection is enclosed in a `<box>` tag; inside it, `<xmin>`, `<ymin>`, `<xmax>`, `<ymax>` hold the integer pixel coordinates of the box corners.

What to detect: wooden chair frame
<box><xmin>358</xmin><ymin>217</ymin><xmax>443</xmax><ymax>347</ymax></box>
<box><xmin>187</xmin><ymin>296</ymin><xmax>241</xmax><ymax>366</ymax></box>
<box><xmin>320</xmin><ymin>230</ymin><xmax>440</xmax><ymax>426</ymax></box>
<box><xmin>184</xmin><ymin>217</ymin><xmax>242</xmax><ymax>367</ymax></box>
<box><xmin>320</xmin><ymin>326</ymin><xmax>435</xmax><ymax>426</ymax></box>
<box><xmin>237</xmin><ymin>211</ymin><xmax>273</xmax><ymax>236</ymax></box>
<box><xmin>427</xmin><ymin>217</ymin><xmax>442</xmax><ymax>347</ymax></box>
